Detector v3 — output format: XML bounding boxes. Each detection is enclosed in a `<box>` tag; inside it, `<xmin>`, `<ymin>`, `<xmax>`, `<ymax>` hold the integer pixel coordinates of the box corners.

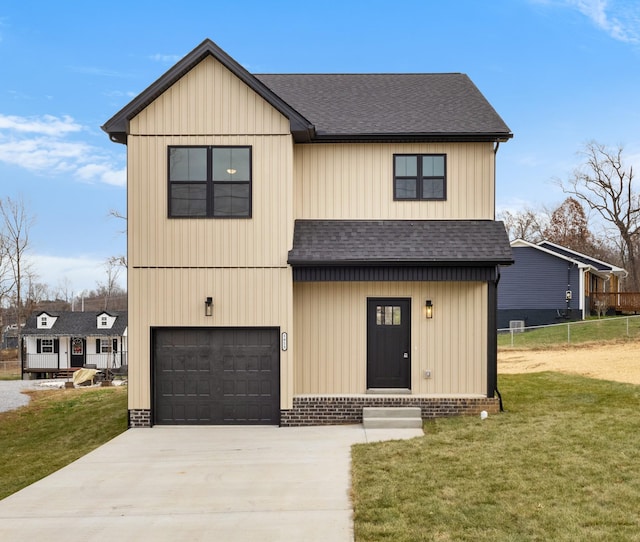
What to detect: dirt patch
<box><xmin>499</xmin><ymin>341</ymin><xmax>640</xmax><ymax>385</ymax></box>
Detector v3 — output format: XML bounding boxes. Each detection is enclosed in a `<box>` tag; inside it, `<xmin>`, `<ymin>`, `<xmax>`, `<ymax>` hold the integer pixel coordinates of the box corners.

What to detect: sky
<box><xmin>1</xmin><ymin>0</ymin><xmax>640</xmax><ymax>295</ymax></box>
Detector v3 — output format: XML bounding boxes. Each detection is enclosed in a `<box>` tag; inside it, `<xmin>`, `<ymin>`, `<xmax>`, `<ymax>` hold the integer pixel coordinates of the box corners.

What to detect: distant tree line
<box><xmin>499</xmin><ymin>141</ymin><xmax>640</xmax><ymax>291</ymax></box>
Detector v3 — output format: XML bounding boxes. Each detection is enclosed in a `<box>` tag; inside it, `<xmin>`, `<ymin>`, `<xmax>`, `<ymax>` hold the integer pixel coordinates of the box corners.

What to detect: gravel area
<box><xmin>499</xmin><ymin>341</ymin><xmax>640</xmax><ymax>384</ymax></box>
<box><xmin>0</xmin><ymin>380</ymin><xmax>64</xmax><ymax>413</ymax></box>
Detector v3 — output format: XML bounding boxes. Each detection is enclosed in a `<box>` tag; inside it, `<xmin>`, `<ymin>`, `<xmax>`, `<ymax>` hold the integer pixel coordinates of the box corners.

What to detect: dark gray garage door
<box><xmin>153</xmin><ymin>328</ymin><xmax>280</xmax><ymax>425</ymax></box>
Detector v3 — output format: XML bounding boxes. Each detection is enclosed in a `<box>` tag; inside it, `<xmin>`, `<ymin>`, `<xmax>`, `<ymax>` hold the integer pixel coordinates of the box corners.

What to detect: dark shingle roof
<box><xmin>22</xmin><ymin>311</ymin><xmax>128</xmax><ymax>337</ymax></box>
<box><xmin>255</xmin><ymin>73</ymin><xmax>511</xmax><ymax>140</ymax></box>
<box><xmin>288</xmin><ymin>220</ymin><xmax>513</xmax><ymax>266</ymax></box>
<box><xmin>103</xmin><ymin>39</ymin><xmax>512</xmax><ymax>144</ymax></box>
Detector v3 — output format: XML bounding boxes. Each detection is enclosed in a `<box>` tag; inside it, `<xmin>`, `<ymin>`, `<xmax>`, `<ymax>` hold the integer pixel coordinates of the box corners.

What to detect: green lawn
<box><xmin>352</xmin><ymin>372</ymin><xmax>640</xmax><ymax>541</ymax></box>
<box><xmin>498</xmin><ymin>316</ymin><xmax>640</xmax><ymax>349</ymax></box>
<box><xmin>0</xmin><ymin>386</ymin><xmax>128</xmax><ymax>500</ymax></box>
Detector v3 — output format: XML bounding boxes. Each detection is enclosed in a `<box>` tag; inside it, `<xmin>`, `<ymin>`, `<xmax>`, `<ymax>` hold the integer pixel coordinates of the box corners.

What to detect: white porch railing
<box><xmin>24</xmin><ymin>354</ymin><xmax>60</xmax><ymax>369</ymax></box>
<box><xmin>25</xmin><ymin>352</ymin><xmax>128</xmax><ymax>371</ymax></box>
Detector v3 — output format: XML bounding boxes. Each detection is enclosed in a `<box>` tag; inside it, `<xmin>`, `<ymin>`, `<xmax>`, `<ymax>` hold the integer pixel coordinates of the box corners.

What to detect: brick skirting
<box><xmin>280</xmin><ymin>395</ymin><xmax>500</xmax><ymax>426</ymax></box>
<box><xmin>128</xmin><ymin>409</ymin><xmax>152</xmax><ymax>428</ymax></box>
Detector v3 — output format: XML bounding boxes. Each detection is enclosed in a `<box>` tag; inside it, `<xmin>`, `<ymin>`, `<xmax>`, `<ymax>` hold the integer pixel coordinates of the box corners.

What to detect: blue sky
<box><xmin>1</xmin><ymin>0</ymin><xmax>639</xmax><ymax>294</ymax></box>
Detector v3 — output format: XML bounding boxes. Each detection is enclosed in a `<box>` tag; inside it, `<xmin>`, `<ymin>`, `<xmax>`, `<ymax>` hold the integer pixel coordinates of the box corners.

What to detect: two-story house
<box><xmin>103</xmin><ymin>39</ymin><xmax>513</xmax><ymax>427</ymax></box>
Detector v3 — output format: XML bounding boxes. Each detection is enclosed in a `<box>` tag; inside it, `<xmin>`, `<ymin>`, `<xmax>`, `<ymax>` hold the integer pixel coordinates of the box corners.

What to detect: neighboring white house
<box><xmin>21</xmin><ymin>311</ymin><xmax>128</xmax><ymax>378</ymax></box>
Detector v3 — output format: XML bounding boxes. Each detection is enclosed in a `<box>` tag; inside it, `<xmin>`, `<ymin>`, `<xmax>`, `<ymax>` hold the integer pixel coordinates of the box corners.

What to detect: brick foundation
<box><xmin>280</xmin><ymin>395</ymin><xmax>500</xmax><ymax>426</ymax></box>
<box><xmin>128</xmin><ymin>409</ymin><xmax>152</xmax><ymax>428</ymax></box>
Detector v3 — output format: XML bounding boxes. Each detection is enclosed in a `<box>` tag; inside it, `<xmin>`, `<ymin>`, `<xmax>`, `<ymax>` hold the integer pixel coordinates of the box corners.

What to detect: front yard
<box><xmin>352</xmin><ymin>342</ymin><xmax>640</xmax><ymax>541</ymax></box>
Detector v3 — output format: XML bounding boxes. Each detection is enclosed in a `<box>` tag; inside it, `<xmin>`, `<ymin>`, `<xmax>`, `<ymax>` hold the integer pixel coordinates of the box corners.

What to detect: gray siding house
<box><xmin>498</xmin><ymin>240</ymin><xmax>626</xmax><ymax>329</ymax></box>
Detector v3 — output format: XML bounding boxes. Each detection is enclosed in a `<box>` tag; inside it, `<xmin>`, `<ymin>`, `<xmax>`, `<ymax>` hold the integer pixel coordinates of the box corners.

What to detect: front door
<box><xmin>367</xmin><ymin>298</ymin><xmax>411</xmax><ymax>389</ymax></box>
<box><xmin>70</xmin><ymin>337</ymin><xmax>85</xmax><ymax>367</ymax></box>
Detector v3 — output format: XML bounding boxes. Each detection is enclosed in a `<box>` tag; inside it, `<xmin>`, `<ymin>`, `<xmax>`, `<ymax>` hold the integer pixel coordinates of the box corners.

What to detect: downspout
<box><xmin>492</xmin><ymin>141</ymin><xmax>500</xmax><ymax>220</ymax></box>
<box><xmin>489</xmin><ymin>266</ymin><xmax>503</xmax><ymax>411</ymax></box>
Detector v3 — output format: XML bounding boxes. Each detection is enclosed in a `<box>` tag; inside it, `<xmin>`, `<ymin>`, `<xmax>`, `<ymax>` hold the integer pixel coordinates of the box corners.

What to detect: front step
<box><xmin>362</xmin><ymin>407</ymin><xmax>423</xmax><ymax>429</ymax></box>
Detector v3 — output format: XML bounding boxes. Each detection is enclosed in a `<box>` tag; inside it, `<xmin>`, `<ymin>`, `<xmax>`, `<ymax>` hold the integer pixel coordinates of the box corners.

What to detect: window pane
<box><xmin>170</xmin><ymin>184</ymin><xmax>207</xmax><ymax>216</ymax></box>
<box><xmin>392</xmin><ymin>306</ymin><xmax>401</xmax><ymax>325</ymax></box>
<box><xmin>395</xmin><ymin>178</ymin><xmax>417</xmax><ymax>199</ymax></box>
<box><xmin>376</xmin><ymin>306</ymin><xmax>383</xmax><ymax>325</ymax></box>
<box><xmin>384</xmin><ymin>306</ymin><xmax>393</xmax><ymax>326</ymax></box>
<box><xmin>422</xmin><ymin>178</ymin><xmax>444</xmax><ymax>199</ymax></box>
<box><xmin>395</xmin><ymin>155</ymin><xmax>417</xmax><ymax>177</ymax></box>
<box><xmin>213</xmin><ymin>183</ymin><xmax>250</xmax><ymax>216</ymax></box>
<box><xmin>213</xmin><ymin>148</ymin><xmax>250</xmax><ymax>181</ymax></box>
<box><xmin>169</xmin><ymin>148</ymin><xmax>207</xmax><ymax>181</ymax></box>
<box><xmin>422</xmin><ymin>155</ymin><xmax>444</xmax><ymax>177</ymax></box>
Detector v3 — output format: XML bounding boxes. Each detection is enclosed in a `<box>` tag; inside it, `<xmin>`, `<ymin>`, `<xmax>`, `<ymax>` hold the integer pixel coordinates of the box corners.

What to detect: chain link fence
<box><xmin>498</xmin><ymin>315</ymin><xmax>640</xmax><ymax>348</ymax></box>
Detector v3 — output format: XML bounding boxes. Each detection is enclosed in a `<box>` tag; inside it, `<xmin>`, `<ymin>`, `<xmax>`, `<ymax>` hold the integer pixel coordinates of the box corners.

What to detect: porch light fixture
<box><xmin>425</xmin><ymin>299</ymin><xmax>433</xmax><ymax>319</ymax></box>
<box><xmin>205</xmin><ymin>297</ymin><xmax>213</xmax><ymax>317</ymax></box>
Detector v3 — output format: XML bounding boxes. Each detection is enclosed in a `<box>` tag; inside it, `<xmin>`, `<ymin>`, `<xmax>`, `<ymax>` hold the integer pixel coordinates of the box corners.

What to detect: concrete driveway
<box><xmin>0</xmin><ymin>425</ymin><xmax>422</xmax><ymax>542</ymax></box>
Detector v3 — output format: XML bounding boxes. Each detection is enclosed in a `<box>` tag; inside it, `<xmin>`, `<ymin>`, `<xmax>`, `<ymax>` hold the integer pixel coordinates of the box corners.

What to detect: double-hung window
<box><xmin>168</xmin><ymin>146</ymin><xmax>252</xmax><ymax>218</ymax></box>
<box><xmin>393</xmin><ymin>154</ymin><xmax>446</xmax><ymax>200</ymax></box>
<box><xmin>41</xmin><ymin>339</ymin><xmax>54</xmax><ymax>353</ymax></box>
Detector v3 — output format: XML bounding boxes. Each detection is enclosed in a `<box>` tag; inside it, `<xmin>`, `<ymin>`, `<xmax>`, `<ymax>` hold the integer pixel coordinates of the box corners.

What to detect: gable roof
<box><xmin>510</xmin><ymin>239</ymin><xmax>626</xmax><ymax>278</ymax></box>
<box><xmin>537</xmin><ymin>241</ymin><xmax>627</xmax><ymax>276</ymax></box>
<box><xmin>288</xmin><ymin>220</ymin><xmax>513</xmax><ymax>266</ymax></box>
<box><xmin>102</xmin><ymin>39</ymin><xmax>314</xmax><ymax>144</ymax></box>
<box><xmin>255</xmin><ymin>73</ymin><xmax>512</xmax><ymax>142</ymax></box>
<box><xmin>22</xmin><ymin>311</ymin><xmax>128</xmax><ymax>337</ymax></box>
<box><xmin>102</xmin><ymin>38</ymin><xmax>512</xmax><ymax>145</ymax></box>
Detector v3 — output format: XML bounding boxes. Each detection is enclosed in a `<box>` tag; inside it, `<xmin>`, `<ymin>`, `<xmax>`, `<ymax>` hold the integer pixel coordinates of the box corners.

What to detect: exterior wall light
<box><xmin>425</xmin><ymin>299</ymin><xmax>433</xmax><ymax>319</ymax></box>
<box><xmin>205</xmin><ymin>297</ymin><xmax>213</xmax><ymax>317</ymax></box>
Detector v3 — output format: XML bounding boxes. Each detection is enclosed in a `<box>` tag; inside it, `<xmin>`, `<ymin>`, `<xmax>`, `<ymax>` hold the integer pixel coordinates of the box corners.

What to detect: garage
<box><xmin>153</xmin><ymin>328</ymin><xmax>280</xmax><ymax>425</ymax></box>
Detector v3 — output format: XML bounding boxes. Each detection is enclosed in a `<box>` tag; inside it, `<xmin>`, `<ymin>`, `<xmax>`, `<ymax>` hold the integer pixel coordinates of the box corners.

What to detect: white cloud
<box><xmin>76</xmin><ymin>164</ymin><xmax>126</xmax><ymax>187</ymax></box>
<box><xmin>0</xmin><ymin>113</ymin><xmax>82</xmax><ymax>135</ymax></box>
<box><xmin>28</xmin><ymin>254</ymin><xmax>126</xmax><ymax>294</ymax></box>
<box><xmin>150</xmin><ymin>53</ymin><xmax>182</xmax><ymax>63</ymax></box>
<box><xmin>567</xmin><ymin>0</ymin><xmax>640</xmax><ymax>43</ymax></box>
<box><xmin>0</xmin><ymin>113</ymin><xmax>125</xmax><ymax>187</ymax></box>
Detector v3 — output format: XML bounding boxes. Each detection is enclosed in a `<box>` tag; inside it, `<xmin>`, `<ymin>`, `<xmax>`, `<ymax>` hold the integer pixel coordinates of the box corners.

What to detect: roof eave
<box><xmin>287</xmin><ymin>258</ymin><xmax>514</xmax><ymax>267</ymax></box>
<box><xmin>308</xmin><ymin>132</ymin><xmax>513</xmax><ymax>144</ymax></box>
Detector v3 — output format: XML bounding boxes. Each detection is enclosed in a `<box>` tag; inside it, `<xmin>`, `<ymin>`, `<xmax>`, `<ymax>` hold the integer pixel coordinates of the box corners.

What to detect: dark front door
<box><xmin>70</xmin><ymin>337</ymin><xmax>85</xmax><ymax>367</ymax></box>
<box><xmin>367</xmin><ymin>298</ymin><xmax>411</xmax><ymax>389</ymax></box>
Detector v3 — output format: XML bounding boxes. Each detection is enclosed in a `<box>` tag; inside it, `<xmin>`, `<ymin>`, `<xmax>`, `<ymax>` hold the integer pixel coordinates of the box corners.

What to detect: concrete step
<box><xmin>363</xmin><ymin>417</ymin><xmax>423</xmax><ymax>429</ymax></box>
<box><xmin>362</xmin><ymin>406</ymin><xmax>423</xmax><ymax>429</ymax></box>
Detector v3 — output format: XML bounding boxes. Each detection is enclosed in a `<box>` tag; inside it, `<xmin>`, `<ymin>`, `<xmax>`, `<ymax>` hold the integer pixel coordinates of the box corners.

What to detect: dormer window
<box><xmin>37</xmin><ymin>313</ymin><xmax>56</xmax><ymax>329</ymax></box>
<box><xmin>97</xmin><ymin>313</ymin><xmax>115</xmax><ymax>329</ymax></box>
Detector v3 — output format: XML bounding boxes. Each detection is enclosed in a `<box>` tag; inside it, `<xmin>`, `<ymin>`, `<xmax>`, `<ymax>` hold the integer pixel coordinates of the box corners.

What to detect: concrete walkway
<box><xmin>0</xmin><ymin>425</ymin><xmax>422</xmax><ymax>542</ymax></box>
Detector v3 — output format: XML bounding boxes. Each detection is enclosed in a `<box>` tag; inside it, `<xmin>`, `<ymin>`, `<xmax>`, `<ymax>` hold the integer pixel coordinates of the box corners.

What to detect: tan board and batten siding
<box><xmin>127</xmin><ymin>54</ymin><xmax>493</xmax><ymax>412</ymax></box>
<box><xmin>294</xmin><ymin>282</ymin><xmax>488</xmax><ymax>395</ymax></box>
<box><xmin>127</xmin><ymin>56</ymin><xmax>294</xmax><ymax>410</ymax></box>
<box><xmin>294</xmin><ymin>142</ymin><xmax>496</xmax><ymax>219</ymax></box>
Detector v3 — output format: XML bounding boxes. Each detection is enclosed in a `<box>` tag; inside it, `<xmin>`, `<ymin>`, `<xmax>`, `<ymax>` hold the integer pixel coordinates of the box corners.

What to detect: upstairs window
<box><xmin>168</xmin><ymin>146</ymin><xmax>252</xmax><ymax>218</ymax></box>
<box><xmin>393</xmin><ymin>154</ymin><xmax>446</xmax><ymax>201</ymax></box>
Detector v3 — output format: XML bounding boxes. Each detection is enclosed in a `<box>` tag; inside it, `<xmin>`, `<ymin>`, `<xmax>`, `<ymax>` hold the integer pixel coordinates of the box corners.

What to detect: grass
<box><xmin>0</xmin><ymin>386</ymin><xmax>128</xmax><ymax>500</ymax></box>
<box><xmin>498</xmin><ymin>315</ymin><xmax>640</xmax><ymax>349</ymax></box>
<box><xmin>352</xmin><ymin>372</ymin><xmax>640</xmax><ymax>541</ymax></box>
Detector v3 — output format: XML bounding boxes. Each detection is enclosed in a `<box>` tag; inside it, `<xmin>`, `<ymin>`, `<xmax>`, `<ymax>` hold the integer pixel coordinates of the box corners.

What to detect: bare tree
<box><xmin>558</xmin><ymin>142</ymin><xmax>640</xmax><ymax>290</ymax></box>
<box><xmin>109</xmin><ymin>208</ymin><xmax>127</xmax><ymax>267</ymax></box>
<box><xmin>0</xmin><ymin>196</ymin><xmax>34</xmax><ymax>353</ymax></box>
<box><xmin>0</xmin><ymin>232</ymin><xmax>14</xmax><ymax>307</ymax></box>
<box><xmin>97</xmin><ymin>256</ymin><xmax>126</xmax><ymax>310</ymax></box>
<box><xmin>498</xmin><ymin>207</ymin><xmax>548</xmax><ymax>242</ymax></box>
